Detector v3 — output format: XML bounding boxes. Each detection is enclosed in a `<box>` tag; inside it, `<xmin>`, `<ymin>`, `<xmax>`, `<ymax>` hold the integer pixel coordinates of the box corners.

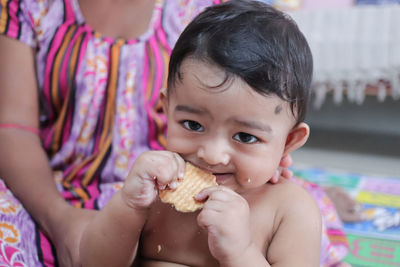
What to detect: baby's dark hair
<box><xmin>167</xmin><ymin>0</ymin><xmax>313</xmax><ymax>124</ymax></box>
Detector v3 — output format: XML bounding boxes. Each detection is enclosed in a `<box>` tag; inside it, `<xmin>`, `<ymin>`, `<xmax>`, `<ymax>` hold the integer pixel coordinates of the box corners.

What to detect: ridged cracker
<box><xmin>159</xmin><ymin>162</ymin><xmax>217</xmax><ymax>212</ymax></box>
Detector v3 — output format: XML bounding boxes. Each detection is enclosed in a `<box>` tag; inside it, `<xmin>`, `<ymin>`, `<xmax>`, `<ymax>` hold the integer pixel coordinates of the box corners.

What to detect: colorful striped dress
<box><xmin>0</xmin><ymin>0</ymin><xmax>348</xmax><ymax>266</ymax></box>
<box><xmin>0</xmin><ymin>0</ymin><xmax>220</xmax><ymax>265</ymax></box>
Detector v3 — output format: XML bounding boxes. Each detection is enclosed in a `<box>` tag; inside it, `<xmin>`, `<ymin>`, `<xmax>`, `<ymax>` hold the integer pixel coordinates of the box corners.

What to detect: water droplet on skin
<box><xmin>247</xmin><ymin>178</ymin><xmax>251</xmax><ymax>183</ymax></box>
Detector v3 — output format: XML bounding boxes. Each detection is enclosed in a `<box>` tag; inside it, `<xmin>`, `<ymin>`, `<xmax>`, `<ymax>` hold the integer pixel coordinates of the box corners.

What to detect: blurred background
<box><xmin>294</xmin><ymin>95</ymin><xmax>400</xmax><ymax>178</ymax></box>
<box><xmin>262</xmin><ymin>0</ymin><xmax>400</xmax><ymax>177</ymax></box>
<box><xmin>262</xmin><ymin>1</ymin><xmax>400</xmax><ymax>266</ymax></box>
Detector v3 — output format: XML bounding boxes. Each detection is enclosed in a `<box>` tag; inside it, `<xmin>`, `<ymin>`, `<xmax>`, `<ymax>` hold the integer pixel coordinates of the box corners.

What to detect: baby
<box><xmin>80</xmin><ymin>1</ymin><xmax>322</xmax><ymax>266</ymax></box>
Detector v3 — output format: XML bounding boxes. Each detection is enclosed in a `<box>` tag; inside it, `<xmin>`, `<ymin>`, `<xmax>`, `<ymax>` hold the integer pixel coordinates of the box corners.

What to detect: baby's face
<box><xmin>162</xmin><ymin>58</ymin><xmax>296</xmax><ymax>193</ymax></box>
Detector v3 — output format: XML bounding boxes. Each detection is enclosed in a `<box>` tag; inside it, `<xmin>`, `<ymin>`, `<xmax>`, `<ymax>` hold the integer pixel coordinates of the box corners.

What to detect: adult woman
<box><xmin>0</xmin><ymin>1</ymin><xmax>228</xmax><ymax>265</ymax></box>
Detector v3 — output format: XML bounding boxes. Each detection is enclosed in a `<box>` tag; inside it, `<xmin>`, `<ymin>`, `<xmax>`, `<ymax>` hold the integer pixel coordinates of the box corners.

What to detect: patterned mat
<box><xmin>293</xmin><ymin>166</ymin><xmax>400</xmax><ymax>267</ymax></box>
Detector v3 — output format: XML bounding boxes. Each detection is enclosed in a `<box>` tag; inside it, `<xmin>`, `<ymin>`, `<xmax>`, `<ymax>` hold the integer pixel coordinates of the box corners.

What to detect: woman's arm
<box><xmin>0</xmin><ymin>35</ymin><xmax>66</xmax><ymax>235</ymax></box>
<box><xmin>0</xmin><ymin>35</ymin><xmax>95</xmax><ymax>267</ymax></box>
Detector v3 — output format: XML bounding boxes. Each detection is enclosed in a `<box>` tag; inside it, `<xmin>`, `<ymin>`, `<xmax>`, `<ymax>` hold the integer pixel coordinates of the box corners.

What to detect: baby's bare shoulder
<box><xmin>246</xmin><ymin>179</ymin><xmax>321</xmax><ymax>254</ymax></box>
<box><xmin>263</xmin><ymin>179</ymin><xmax>322</xmax><ymax>265</ymax></box>
<box><xmin>262</xmin><ymin>178</ymin><xmax>311</xmax><ymax>200</ymax></box>
<box><xmin>256</xmin><ymin>179</ymin><xmax>320</xmax><ymax>220</ymax></box>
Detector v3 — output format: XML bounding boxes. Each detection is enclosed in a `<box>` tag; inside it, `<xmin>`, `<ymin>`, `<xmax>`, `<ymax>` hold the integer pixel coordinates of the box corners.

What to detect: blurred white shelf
<box><xmin>290</xmin><ymin>5</ymin><xmax>400</xmax><ymax>106</ymax></box>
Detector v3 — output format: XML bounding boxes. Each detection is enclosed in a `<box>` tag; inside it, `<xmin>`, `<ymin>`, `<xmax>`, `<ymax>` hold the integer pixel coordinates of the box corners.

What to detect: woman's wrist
<box><xmin>40</xmin><ymin>196</ymin><xmax>72</xmax><ymax>238</ymax></box>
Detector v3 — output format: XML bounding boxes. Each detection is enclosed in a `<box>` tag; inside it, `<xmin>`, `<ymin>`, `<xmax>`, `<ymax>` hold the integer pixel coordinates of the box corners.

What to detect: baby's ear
<box><xmin>283</xmin><ymin>122</ymin><xmax>310</xmax><ymax>156</ymax></box>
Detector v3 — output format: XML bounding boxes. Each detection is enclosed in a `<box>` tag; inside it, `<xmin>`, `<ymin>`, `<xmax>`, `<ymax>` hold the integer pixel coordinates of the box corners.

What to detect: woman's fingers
<box><xmin>280</xmin><ymin>168</ymin><xmax>293</xmax><ymax>180</ymax></box>
<box><xmin>280</xmin><ymin>154</ymin><xmax>293</xmax><ymax>168</ymax></box>
<box><xmin>270</xmin><ymin>154</ymin><xmax>294</xmax><ymax>183</ymax></box>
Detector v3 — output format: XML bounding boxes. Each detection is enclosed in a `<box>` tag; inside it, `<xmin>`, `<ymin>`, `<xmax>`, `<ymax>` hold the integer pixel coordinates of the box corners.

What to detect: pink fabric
<box><xmin>292</xmin><ymin>177</ymin><xmax>350</xmax><ymax>266</ymax></box>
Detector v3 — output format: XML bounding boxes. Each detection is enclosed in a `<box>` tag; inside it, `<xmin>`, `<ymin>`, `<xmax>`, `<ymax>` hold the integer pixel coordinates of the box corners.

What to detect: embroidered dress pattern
<box><xmin>0</xmin><ymin>0</ymin><xmax>217</xmax><ymax>265</ymax></box>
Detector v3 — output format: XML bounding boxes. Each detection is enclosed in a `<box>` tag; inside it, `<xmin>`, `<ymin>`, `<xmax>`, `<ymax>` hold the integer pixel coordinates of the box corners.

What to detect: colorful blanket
<box><xmin>293</xmin><ymin>166</ymin><xmax>400</xmax><ymax>267</ymax></box>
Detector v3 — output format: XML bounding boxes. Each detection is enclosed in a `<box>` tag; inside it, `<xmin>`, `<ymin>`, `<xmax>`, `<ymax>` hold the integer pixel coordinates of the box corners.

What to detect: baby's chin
<box><xmin>215</xmin><ymin>174</ymin><xmax>261</xmax><ymax>193</ymax></box>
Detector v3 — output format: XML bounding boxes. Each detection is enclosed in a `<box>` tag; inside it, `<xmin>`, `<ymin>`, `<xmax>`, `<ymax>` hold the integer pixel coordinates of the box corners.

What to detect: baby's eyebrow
<box><xmin>230</xmin><ymin>118</ymin><xmax>272</xmax><ymax>133</ymax></box>
<box><xmin>175</xmin><ymin>105</ymin><xmax>208</xmax><ymax>115</ymax></box>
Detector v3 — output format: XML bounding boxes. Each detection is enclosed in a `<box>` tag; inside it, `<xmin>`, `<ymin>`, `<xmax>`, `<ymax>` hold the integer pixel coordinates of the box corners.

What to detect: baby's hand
<box><xmin>195</xmin><ymin>186</ymin><xmax>252</xmax><ymax>263</ymax></box>
<box><xmin>121</xmin><ymin>151</ymin><xmax>185</xmax><ymax>209</ymax></box>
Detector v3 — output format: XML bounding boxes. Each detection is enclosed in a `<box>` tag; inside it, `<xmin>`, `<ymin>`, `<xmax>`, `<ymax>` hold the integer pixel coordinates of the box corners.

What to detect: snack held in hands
<box><xmin>159</xmin><ymin>162</ymin><xmax>217</xmax><ymax>212</ymax></box>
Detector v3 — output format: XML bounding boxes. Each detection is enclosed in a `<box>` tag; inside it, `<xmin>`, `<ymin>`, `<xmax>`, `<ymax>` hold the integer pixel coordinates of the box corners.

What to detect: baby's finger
<box><xmin>202</xmin><ymin>197</ymin><xmax>228</xmax><ymax>213</ymax></box>
<box><xmin>156</xmin><ymin>179</ymin><xmax>167</xmax><ymax>190</ymax></box>
<box><xmin>197</xmin><ymin>208</ymin><xmax>217</xmax><ymax>229</ymax></box>
<box><xmin>163</xmin><ymin>153</ymin><xmax>185</xmax><ymax>189</ymax></box>
<box><xmin>193</xmin><ymin>186</ymin><xmax>216</xmax><ymax>202</ymax></box>
<box><xmin>196</xmin><ymin>189</ymin><xmax>237</xmax><ymax>226</ymax></box>
<box><xmin>194</xmin><ymin>186</ymin><xmax>233</xmax><ymax>202</ymax></box>
<box><xmin>147</xmin><ymin>152</ymin><xmax>182</xmax><ymax>188</ymax></box>
<box><xmin>194</xmin><ymin>185</ymin><xmax>220</xmax><ymax>201</ymax></box>
<box><xmin>172</xmin><ymin>152</ymin><xmax>186</xmax><ymax>180</ymax></box>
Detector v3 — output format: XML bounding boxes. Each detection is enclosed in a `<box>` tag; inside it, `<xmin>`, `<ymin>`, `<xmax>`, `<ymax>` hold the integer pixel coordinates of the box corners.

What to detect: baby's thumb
<box><xmin>194</xmin><ymin>186</ymin><xmax>218</xmax><ymax>201</ymax></box>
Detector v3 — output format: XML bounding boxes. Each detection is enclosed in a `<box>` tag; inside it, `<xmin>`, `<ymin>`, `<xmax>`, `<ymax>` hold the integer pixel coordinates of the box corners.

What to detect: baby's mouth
<box><xmin>213</xmin><ymin>173</ymin><xmax>234</xmax><ymax>185</ymax></box>
<box><xmin>187</xmin><ymin>162</ymin><xmax>234</xmax><ymax>185</ymax></box>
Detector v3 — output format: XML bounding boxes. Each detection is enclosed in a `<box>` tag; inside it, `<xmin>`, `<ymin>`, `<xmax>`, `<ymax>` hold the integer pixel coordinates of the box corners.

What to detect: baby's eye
<box><xmin>182</xmin><ymin>120</ymin><xmax>204</xmax><ymax>132</ymax></box>
<box><xmin>233</xmin><ymin>132</ymin><xmax>259</xmax><ymax>144</ymax></box>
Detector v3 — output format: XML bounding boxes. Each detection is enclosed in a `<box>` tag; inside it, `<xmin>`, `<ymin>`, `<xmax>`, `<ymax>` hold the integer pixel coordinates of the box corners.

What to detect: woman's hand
<box><xmin>270</xmin><ymin>154</ymin><xmax>293</xmax><ymax>184</ymax></box>
<box><xmin>195</xmin><ymin>186</ymin><xmax>253</xmax><ymax>264</ymax></box>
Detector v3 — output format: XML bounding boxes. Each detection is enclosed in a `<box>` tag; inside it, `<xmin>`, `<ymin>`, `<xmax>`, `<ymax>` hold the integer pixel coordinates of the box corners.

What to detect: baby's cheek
<box><xmin>166</xmin><ymin>135</ymin><xmax>194</xmax><ymax>154</ymax></box>
<box><xmin>238</xmin><ymin>160</ymin><xmax>277</xmax><ymax>186</ymax></box>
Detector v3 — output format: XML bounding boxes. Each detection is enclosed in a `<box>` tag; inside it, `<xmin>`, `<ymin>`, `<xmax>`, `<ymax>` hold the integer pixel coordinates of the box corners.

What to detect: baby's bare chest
<box><xmin>140</xmin><ymin>203</ymin><xmax>215</xmax><ymax>266</ymax></box>
<box><xmin>139</xmin><ymin>201</ymin><xmax>276</xmax><ymax>266</ymax></box>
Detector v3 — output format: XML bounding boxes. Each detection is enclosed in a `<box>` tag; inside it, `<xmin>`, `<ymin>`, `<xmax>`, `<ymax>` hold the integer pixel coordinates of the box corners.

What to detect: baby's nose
<box><xmin>197</xmin><ymin>141</ymin><xmax>230</xmax><ymax>166</ymax></box>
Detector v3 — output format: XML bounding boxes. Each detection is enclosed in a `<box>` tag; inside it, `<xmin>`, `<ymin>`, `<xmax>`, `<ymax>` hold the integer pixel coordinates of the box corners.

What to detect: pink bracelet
<box><xmin>0</xmin><ymin>123</ymin><xmax>40</xmax><ymax>135</ymax></box>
